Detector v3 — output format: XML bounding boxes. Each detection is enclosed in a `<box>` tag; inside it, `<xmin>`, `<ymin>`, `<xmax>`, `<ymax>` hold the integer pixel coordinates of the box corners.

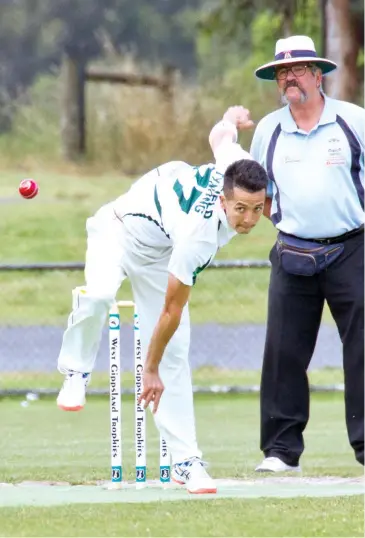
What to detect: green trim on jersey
<box><xmin>154</xmin><ymin>185</ymin><xmax>162</xmax><ymax>218</ymax></box>
<box><xmin>194</xmin><ymin>166</ymin><xmax>212</xmax><ymax>188</ymax></box>
<box><xmin>122</xmin><ymin>213</ymin><xmax>170</xmax><ymax>239</ymax></box>
<box><xmin>173</xmin><ymin>181</ymin><xmax>202</xmax><ymax>214</ymax></box>
<box><xmin>173</xmin><ymin>165</ymin><xmax>215</xmax><ymax>214</ymax></box>
<box><xmin>192</xmin><ymin>256</ymin><xmax>212</xmax><ymax>285</ymax></box>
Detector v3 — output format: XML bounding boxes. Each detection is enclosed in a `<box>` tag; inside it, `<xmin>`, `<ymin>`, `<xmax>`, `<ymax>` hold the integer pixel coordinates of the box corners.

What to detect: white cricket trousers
<box><xmin>58</xmin><ymin>203</ymin><xmax>202</xmax><ymax>463</ymax></box>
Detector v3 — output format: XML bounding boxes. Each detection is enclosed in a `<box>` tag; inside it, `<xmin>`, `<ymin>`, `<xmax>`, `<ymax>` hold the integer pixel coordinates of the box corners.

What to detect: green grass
<box><xmin>0</xmin><ymin>170</ymin><xmax>276</xmax><ymax>262</ymax></box>
<box><xmin>0</xmin><ymin>367</ymin><xmax>344</xmax><ymax>392</ymax></box>
<box><xmin>0</xmin><ymin>267</ymin><xmax>274</xmax><ymax>324</ymax></box>
<box><xmin>0</xmin><ymin>394</ymin><xmax>360</xmax><ymax>483</ymax></box>
<box><xmin>0</xmin><ymin>168</ymin><xmax>334</xmax><ymax>324</ymax></box>
<box><xmin>1</xmin><ymin>497</ymin><xmax>363</xmax><ymax>537</ymax></box>
<box><xmin>0</xmin><ymin>394</ymin><xmax>363</xmax><ymax>537</ymax></box>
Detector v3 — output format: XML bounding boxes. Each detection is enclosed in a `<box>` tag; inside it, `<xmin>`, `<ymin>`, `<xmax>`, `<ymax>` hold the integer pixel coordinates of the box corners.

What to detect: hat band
<box><xmin>275</xmin><ymin>50</ymin><xmax>317</xmax><ymax>61</ymax></box>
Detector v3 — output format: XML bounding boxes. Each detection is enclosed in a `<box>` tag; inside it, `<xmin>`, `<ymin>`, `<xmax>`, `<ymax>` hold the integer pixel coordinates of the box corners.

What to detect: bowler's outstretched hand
<box><xmin>138</xmin><ymin>369</ymin><xmax>164</xmax><ymax>414</ymax></box>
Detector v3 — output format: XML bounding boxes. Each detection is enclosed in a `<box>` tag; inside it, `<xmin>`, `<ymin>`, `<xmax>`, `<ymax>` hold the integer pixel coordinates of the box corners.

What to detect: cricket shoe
<box><xmin>172</xmin><ymin>457</ymin><xmax>217</xmax><ymax>494</ymax></box>
<box><xmin>57</xmin><ymin>371</ymin><xmax>90</xmax><ymax>411</ymax></box>
<box><xmin>255</xmin><ymin>456</ymin><xmax>301</xmax><ymax>473</ymax></box>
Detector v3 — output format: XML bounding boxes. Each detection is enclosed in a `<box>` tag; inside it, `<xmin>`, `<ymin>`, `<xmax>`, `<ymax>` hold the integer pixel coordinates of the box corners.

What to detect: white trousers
<box><xmin>58</xmin><ymin>203</ymin><xmax>201</xmax><ymax>463</ymax></box>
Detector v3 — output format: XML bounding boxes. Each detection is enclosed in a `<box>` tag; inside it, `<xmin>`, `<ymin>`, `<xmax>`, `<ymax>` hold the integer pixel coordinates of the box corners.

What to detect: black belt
<box><xmin>309</xmin><ymin>224</ymin><xmax>364</xmax><ymax>245</ymax></box>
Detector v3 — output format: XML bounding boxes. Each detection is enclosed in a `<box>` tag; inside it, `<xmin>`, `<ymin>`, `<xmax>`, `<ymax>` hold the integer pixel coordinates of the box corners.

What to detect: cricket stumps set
<box><xmin>109</xmin><ymin>300</ymin><xmax>170</xmax><ymax>489</ymax></box>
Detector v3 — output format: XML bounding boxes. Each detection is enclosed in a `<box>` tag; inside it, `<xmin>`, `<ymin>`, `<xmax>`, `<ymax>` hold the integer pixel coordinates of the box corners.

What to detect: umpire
<box><xmin>250</xmin><ymin>35</ymin><xmax>364</xmax><ymax>472</ymax></box>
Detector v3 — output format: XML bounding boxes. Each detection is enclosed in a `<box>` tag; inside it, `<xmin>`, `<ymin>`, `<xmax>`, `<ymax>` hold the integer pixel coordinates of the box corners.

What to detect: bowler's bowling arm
<box><xmin>144</xmin><ymin>274</ymin><xmax>190</xmax><ymax>373</ymax></box>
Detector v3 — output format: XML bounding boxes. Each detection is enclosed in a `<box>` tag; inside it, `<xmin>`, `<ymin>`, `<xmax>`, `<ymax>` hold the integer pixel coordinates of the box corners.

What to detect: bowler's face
<box><xmin>220</xmin><ymin>188</ymin><xmax>266</xmax><ymax>234</ymax></box>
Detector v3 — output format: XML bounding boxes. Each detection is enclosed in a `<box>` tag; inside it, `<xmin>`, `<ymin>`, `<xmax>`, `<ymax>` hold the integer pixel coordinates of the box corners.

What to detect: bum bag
<box><xmin>276</xmin><ymin>231</ymin><xmax>344</xmax><ymax>276</ymax></box>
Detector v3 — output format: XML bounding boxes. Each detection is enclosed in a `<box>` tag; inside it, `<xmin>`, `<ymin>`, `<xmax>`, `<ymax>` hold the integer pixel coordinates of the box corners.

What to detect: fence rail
<box><xmin>0</xmin><ymin>260</ymin><xmax>342</xmax><ymax>396</ymax></box>
<box><xmin>0</xmin><ymin>384</ymin><xmax>344</xmax><ymax>399</ymax></box>
<box><xmin>0</xmin><ymin>260</ymin><xmax>271</xmax><ymax>271</ymax></box>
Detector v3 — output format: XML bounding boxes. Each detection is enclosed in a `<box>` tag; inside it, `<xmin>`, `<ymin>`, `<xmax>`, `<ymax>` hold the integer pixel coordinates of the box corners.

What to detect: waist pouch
<box><xmin>276</xmin><ymin>232</ymin><xmax>344</xmax><ymax>276</ymax></box>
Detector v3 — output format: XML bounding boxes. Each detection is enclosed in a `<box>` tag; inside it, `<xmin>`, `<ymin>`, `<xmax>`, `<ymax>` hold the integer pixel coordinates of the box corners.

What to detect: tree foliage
<box><xmin>0</xmin><ymin>0</ymin><xmax>203</xmax><ymax>129</ymax></box>
<box><xmin>0</xmin><ymin>0</ymin><xmax>362</xmax><ymax>131</ymax></box>
<box><xmin>198</xmin><ymin>0</ymin><xmax>363</xmax><ymax>102</ymax></box>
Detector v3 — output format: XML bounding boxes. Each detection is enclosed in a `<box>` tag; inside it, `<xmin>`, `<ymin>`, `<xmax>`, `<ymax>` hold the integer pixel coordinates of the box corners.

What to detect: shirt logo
<box><xmin>326</xmin><ymin>157</ymin><xmax>345</xmax><ymax>166</ymax></box>
<box><xmin>326</xmin><ymin>144</ymin><xmax>345</xmax><ymax>166</ymax></box>
<box><xmin>283</xmin><ymin>156</ymin><xmax>301</xmax><ymax>164</ymax></box>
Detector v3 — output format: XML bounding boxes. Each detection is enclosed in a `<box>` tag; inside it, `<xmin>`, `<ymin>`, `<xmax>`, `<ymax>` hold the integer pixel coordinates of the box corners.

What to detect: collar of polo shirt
<box><xmin>281</xmin><ymin>95</ymin><xmax>338</xmax><ymax>133</ymax></box>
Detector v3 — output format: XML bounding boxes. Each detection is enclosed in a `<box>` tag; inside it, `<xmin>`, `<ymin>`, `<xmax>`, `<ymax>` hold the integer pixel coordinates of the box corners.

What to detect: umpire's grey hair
<box><xmin>310</xmin><ymin>64</ymin><xmax>325</xmax><ymax>94</ymax></box>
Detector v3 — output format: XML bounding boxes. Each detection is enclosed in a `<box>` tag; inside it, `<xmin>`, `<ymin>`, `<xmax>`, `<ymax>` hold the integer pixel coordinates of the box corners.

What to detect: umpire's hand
<box><xmin>138</xmin><ymin>368</ymin><xmax>164</xmax><ymax>414</ymax></box>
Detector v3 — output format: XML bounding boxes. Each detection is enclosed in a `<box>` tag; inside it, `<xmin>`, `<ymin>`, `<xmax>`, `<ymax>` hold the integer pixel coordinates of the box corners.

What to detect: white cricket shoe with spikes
<box><xmin>57</xmin><ymin>371</ymin><xmax>90</xmax><ymax>411</ymax></box>
<box><xmin>172</xmin><ymin>457</ymin><xmax>217</xmax><ymax>494</ymax></box>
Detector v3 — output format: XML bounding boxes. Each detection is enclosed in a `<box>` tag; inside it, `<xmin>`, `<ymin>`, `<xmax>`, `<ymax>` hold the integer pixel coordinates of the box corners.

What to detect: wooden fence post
<box><xmin>60</xmin><ymin>61</ymin><xmax>176</xmax><ymax>161</ymax></box>
<box><xmin>160</xmin><ymin>65</ymin><xmax>176</xmax><ymax>121</ymax></box>
<box><xmin>60</xmin><ymin>54</ymin><xmax>86</xmax><ymax>160</ymax></box>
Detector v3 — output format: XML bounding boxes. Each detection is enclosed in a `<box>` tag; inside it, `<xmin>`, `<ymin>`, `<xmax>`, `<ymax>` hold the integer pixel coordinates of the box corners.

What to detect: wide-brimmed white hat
<box><xmin>255</xmin><ymin>35</ymin><xmax>337</xmax><ymax>80</ymax></box>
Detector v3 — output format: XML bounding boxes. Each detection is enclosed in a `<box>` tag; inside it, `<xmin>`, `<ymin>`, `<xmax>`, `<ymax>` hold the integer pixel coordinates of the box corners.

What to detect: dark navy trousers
<box><xmin>260</xmin><ymin>231</ymin><xmax>364</xmax><ymax>466</ymax></box>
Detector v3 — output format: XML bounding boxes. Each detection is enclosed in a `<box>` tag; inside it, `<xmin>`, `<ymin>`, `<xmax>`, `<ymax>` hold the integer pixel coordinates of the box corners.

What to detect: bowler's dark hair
<box><xmin>223</xmin><ymin>159</ymin><xmax>268</xmax><ymax>198</ymax></box>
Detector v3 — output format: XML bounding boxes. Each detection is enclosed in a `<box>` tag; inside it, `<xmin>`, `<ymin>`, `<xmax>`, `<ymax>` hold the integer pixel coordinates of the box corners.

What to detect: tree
<box><xmin>0</xmin><ymin>0</ymin><xmax>203</xmax><ymax>132</ymax></box>
<box><xmin>198</xmin><ymin>0</ymin><xmax>322</xmax><ymax>78</ymax></box>
<box><xmin>325</xmin><ymin>0</ymin><xmax>363</xmax><ymax>101</ymax></box>
<box><xmin>200</xmin><ymin>0</ymin><xmax>363</xmax><ymax>102</ymax></box>
<box><xmin>201</xmin><ymin>0</ymin><xmax>314</xmax><ymax>46</ymax></box>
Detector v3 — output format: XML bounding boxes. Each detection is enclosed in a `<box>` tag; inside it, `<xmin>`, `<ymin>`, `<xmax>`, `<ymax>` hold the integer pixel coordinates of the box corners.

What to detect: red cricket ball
<box><xmin>19</xmin><ymin>179</ymin><xmax>39</xmax><ymax>199</ymax></box>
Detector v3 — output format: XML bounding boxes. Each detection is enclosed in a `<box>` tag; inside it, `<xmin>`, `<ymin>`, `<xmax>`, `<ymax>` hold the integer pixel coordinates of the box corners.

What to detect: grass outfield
<box><xmin>0</xmin><ymin>267</ymin><xmax>273</xmax><ymax>324</ymax></box>
<box><xmin>1</xmin><ymin>394</ymin><xmax>358</xmax><ymax>483</ymax></box>
<box><xmin>1</xmin><ymin>498</ymin><xmax>363</xmax><ymax>537</ymax></box>
<box><xmin>0</xmin><ymin>169</ymin><xmax>276</xmax><ymax>261</ymax></box>
<box><xmin>0</xmin><ymin>394</ymin><xmax>363</xmax><ymax>537</ymax></box>
<box><xmin>0</xmin><ymin>168</ymin><xmax>334</xmax><ymax>324</ymax></box>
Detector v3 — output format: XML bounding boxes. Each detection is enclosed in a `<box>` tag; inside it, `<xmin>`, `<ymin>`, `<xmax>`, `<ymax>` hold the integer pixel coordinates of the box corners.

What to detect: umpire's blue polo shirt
<box><xmin>250</xmin><ymin>95</ymin><xmax>365</xmax><ymax>238</ymax></box>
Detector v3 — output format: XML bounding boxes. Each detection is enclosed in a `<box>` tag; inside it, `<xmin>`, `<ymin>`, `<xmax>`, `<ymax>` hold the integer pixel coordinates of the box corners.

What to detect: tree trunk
<box><xmin>60</xmin><ymin>54</ymin><xmax>86</xmax><ymax>161</ymax></box>
<box><xmin>325</xmin><ymin>0</ymin><xmax>359</xmax><ymax>101</ymax></box>
<box><xmin>282</xmin><ymin>3</ymin><xmax>295</xmax><ymax>37</ymax></box>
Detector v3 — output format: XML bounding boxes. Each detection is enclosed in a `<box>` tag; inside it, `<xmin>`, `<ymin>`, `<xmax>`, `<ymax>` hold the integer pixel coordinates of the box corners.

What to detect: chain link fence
<box><xmin>0</xmin><ymin>262</ymin><xmax>343</xmax><ymax>396</ymax></box>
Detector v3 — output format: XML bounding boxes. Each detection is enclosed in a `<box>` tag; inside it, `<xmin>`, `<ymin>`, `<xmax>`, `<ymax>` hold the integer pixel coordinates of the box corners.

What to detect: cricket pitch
<box><xmin>0</xmin><ymin>477</ymin><xmax>363</xmax><ymax>507</ymax></box>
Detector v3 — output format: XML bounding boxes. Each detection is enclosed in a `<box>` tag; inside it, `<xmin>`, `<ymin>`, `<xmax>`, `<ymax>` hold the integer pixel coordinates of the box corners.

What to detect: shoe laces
<box><xmin>63</xmin><ymin>371</ymin><xmax>90</xmax><ymax>387</ymax></box>
<box><xmin>174</xmin><ymin>457</ymin><xmax>208</xmax><ymax>479</ymax></box>
<box><xmin>182</xmin><ymin>457</ymin><xmax>208</xmax><ymax>468</ymax></box>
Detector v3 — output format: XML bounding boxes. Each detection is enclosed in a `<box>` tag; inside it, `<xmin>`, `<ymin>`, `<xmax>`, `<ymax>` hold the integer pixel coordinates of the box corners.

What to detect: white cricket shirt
<box><xmin>113</xmin><ymin>143</ymin><xmax>251</xmax><ymax>285</ymax></box>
